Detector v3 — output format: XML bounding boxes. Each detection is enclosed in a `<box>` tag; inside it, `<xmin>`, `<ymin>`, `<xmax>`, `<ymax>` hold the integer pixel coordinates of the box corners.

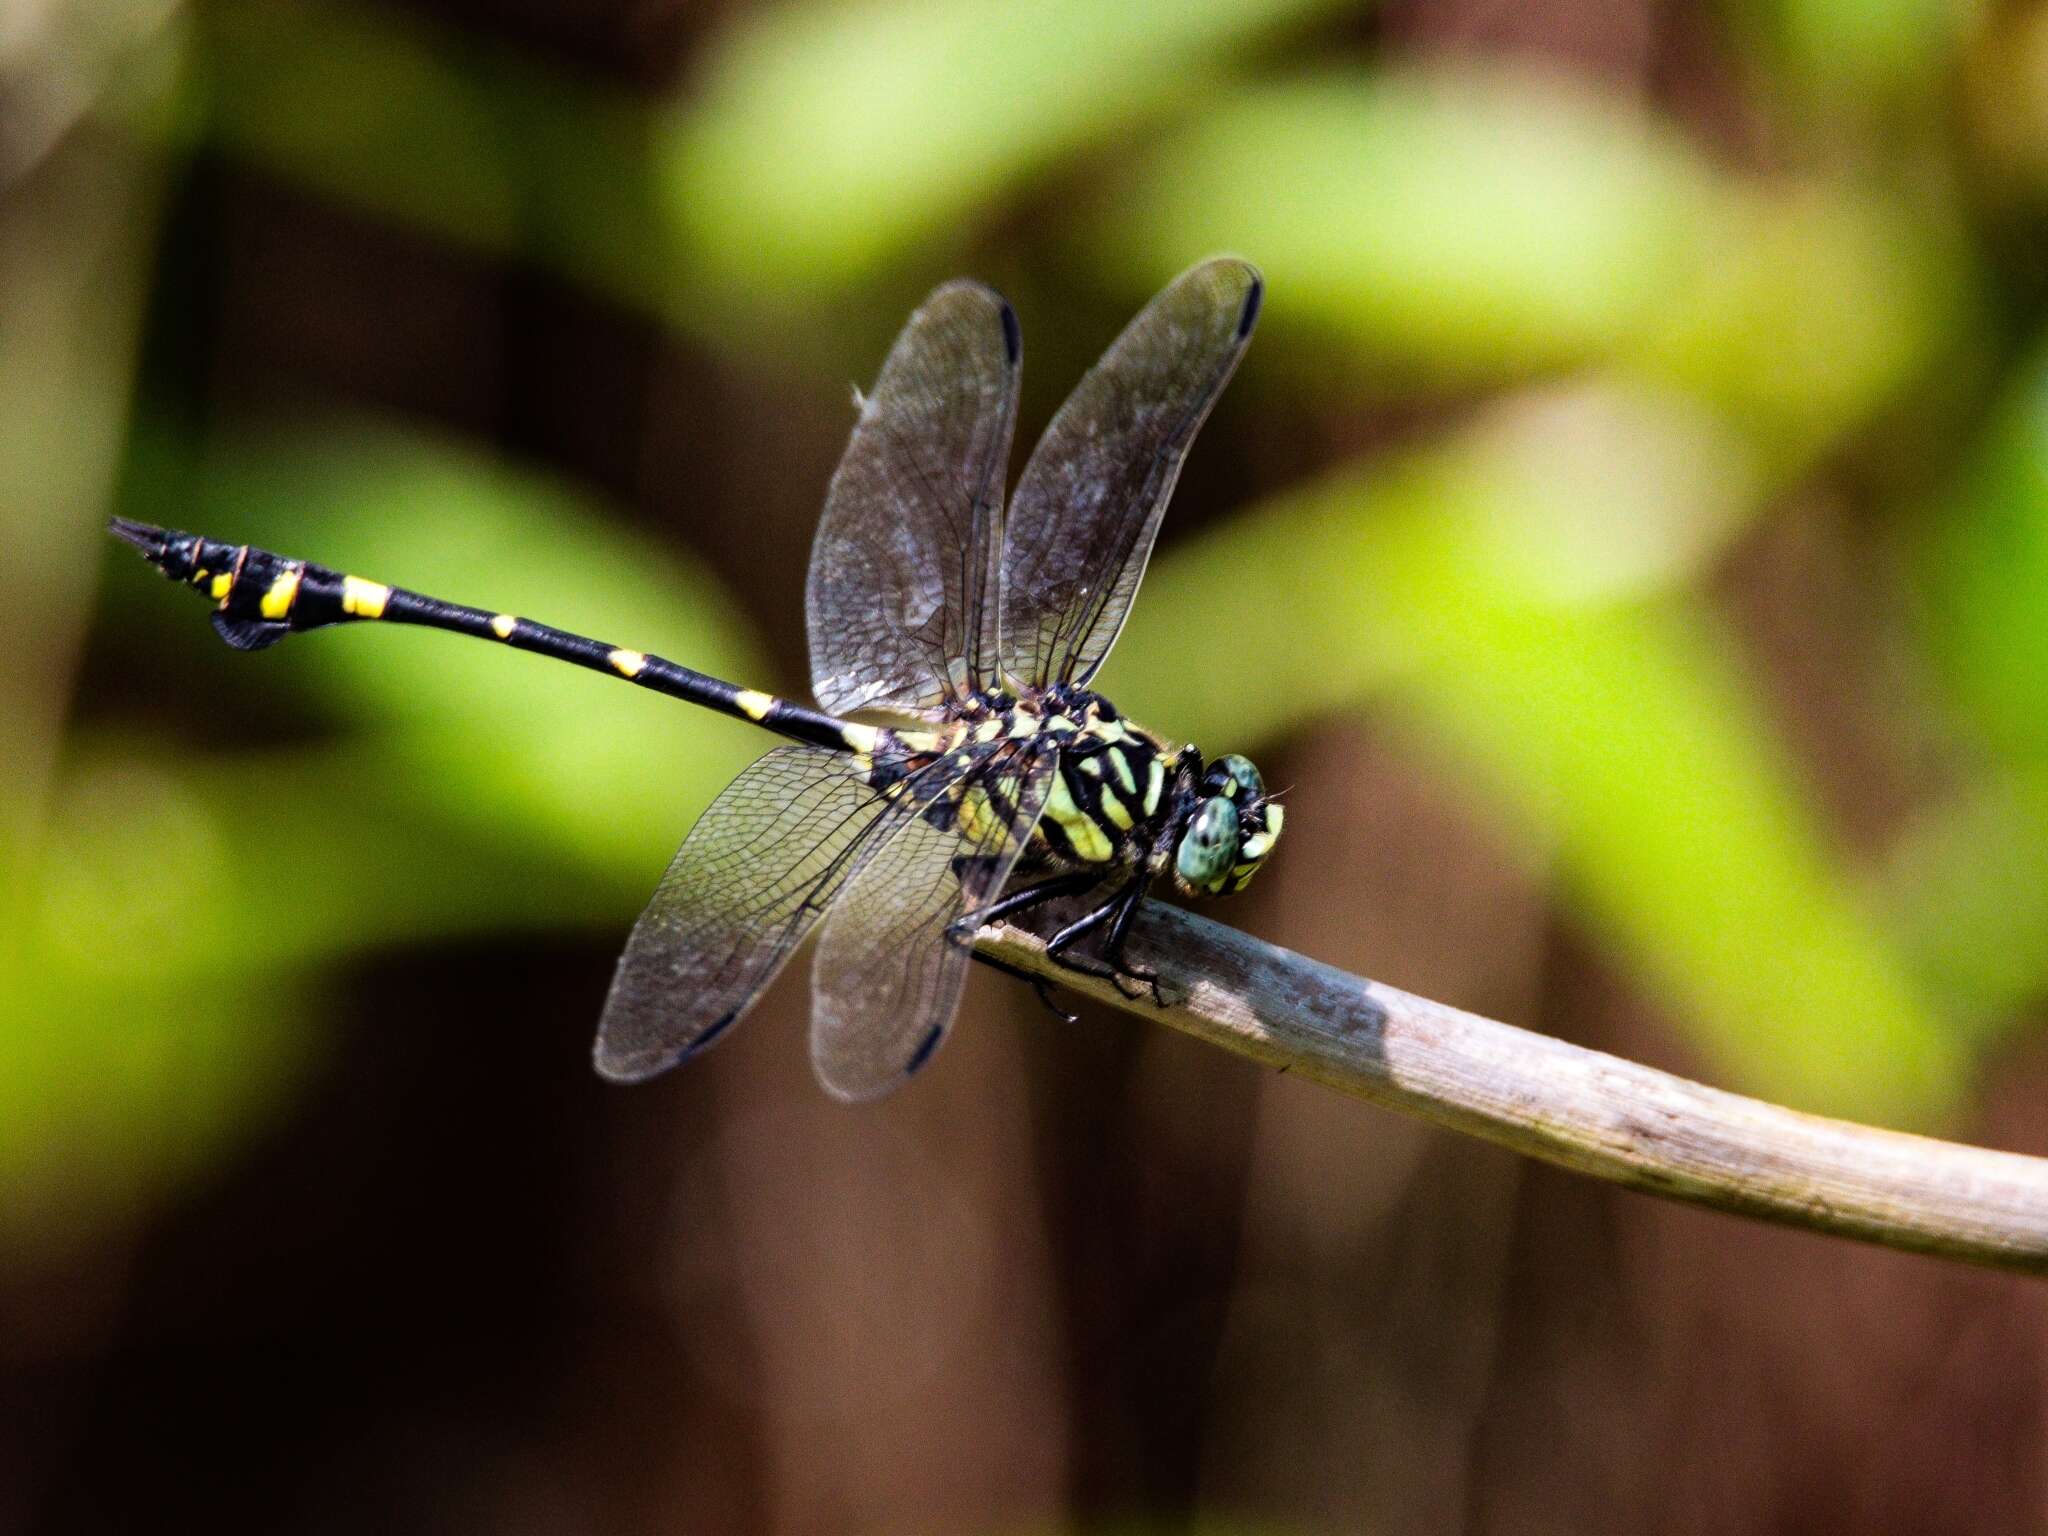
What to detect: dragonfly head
<box><xmin>1172</xmin><ymin>753</ymin><xmax>1283</xmax><ymax>898</ymax></box>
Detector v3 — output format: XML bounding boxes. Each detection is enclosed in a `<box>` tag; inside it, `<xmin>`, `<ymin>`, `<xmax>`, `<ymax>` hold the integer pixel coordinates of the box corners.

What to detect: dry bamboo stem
<box><xmin>976</xmin><ymin>902</ymin><xmax>2048</xmax><ymax>1276</ymax></box>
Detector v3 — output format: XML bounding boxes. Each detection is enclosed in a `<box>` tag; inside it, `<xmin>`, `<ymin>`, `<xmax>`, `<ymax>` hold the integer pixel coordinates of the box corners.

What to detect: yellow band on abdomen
<box><xmin>260</xmin><ymin>565</ymin><xmax>303</xmax><ymax>620</ymax></box>
<box><xmin>341</xmin><ymin>575</ymin><xmax>391</xmax><ymax>618</ymax></box>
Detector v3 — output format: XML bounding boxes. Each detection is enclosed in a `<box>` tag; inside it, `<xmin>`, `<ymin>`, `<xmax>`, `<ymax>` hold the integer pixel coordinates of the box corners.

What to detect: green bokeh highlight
<box><xmin>663</xmin><ymin>0</ymin><xmax>1348</xmax><ymax>294</ymax></box>
<box><xmin>1086</xmin><ymin>67</ymin><xmax>1957</xmax><ymax>462</ymax></box>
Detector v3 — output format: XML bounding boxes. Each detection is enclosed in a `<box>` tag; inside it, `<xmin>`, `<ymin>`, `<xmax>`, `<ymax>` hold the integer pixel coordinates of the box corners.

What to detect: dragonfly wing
<box><xmin>594</xmin><ymin>744</ymin><xmax>929</xmax><ymax>1082</ymax></box>
<box><xmin>809</xmin><ymin>739</ymin><xmax>1057</xmax><ymax>1101</ymax></box>
<box><xmin>998</xmin><ymin>258</ymin><xmax>1261</xmax><ymax>691</ymax></box>
<box><xmin>807</xmin><ymin>280</ymin><xmax>1021</xmax><ymax>719</ymax></box>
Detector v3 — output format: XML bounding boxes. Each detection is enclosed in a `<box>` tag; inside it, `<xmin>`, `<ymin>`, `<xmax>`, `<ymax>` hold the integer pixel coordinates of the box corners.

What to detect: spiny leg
<box><xmin>951</xmin><ymin>867</ymin><xmax>1098</xmax><ymax>1021</ymax></box>
<box><xmin>1097</xmin><ymin>875</ymin><xmax>1172</xmax><ymax>1007</ymax></box>
<box><xmin>953</xmin><ymin>868</ymin><xmax>1098</xmax><ymax>933</ymax></box>
<box><xmin>971</xmin><ymin>952</ymin><xmax>1079</xmax><ymax>1025</ymax></box>
<box><xmin>1044</xmin><ymin>874</ymin><xmax>1163</xmax><ymax>1003</ymax></box>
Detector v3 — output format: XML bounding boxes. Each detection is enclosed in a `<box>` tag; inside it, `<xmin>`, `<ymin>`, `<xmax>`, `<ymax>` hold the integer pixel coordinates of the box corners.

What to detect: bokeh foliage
<box><xmin>8</xmin><ymin>0</ymin><xmax>2045</xmax><ymax>1261</ymax></box>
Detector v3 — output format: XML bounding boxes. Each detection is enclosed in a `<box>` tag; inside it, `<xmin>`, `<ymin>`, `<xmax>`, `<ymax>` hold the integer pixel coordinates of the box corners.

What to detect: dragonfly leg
<box><xmin>950</xmin><ymin>868</ymin><xmax>1097</xmax><ymax>938</ymax></box>
<box><xmin>953</xmin><ymin>868</ymin><xmax>1098</xmax><ymax>1022</ymax></box>
<box><xmin>969</xmin><ymin>951</ymin><xmax>1079</xmax><ymax>1024</ymax></box>
<box><xmin>1044</xmin><ymin>875</ymin><xmax>1166</xmax><ymax>1003</ymax></box>
<box><xmin>1096</xmin><ymin>876</ymin><xmax>1172</xmax><ymax>1008</ymax></box>
<box><xmin>954</xmin><ymin>868</ymin><xmax>1168</xmax><ymax>1013</ymax></box>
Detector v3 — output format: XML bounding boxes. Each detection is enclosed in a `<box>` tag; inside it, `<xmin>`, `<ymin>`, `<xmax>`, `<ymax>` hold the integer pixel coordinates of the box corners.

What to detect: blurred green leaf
<box><xmin>1632</xmin><ymin>181</ymin><xmax>1956</xmax><ymax>462</ymax></box>
<box><xmin>189</xmin><ymin>0</ymin><xmax>1359</xmax><ymax>335</ymax></box>
<box><xmin>1745</xmin><ymin>0</ymin><xmax>1970</xmax><ymax>108</ymax></box>
<box><xmin>1963</xmin><ymin>6</ymin><xmax>2048</xmax><ymax>200</ymax></box>
<box><xmin>1093</xmin><ymin>68</ymin><xmax>1716</xmax><ymax>378</ymax></box>
<box><xmin>1115</xmin><ymin>380</ymin><xmax>1763</xmax><ymax>737</ymax></box>
<box><xmin>1115</xmin><ymin>382</ymin><xmax>1962</xmax><ymax>1123</ymax></box>
<box><xmin>32</xmin><ymin>740</ymin><xmax>621</xmax><ymax>990</ymax></box>
<box><xmin>1092</xmin><ymin>66</ymin><xmax>1955</xmax><ymax>459</ymax></box>
<box><xmin>1891</xmin><ymin>332</ymin><xmax>2048</xmax><ymax>1019</ymax></box>
<box><xmin>1403</xmin><ymin>602</ymin><xmax>1959</xmax><ymax>1125</ymax></box>
<box><xmin>1914</xmin><ymin>335</ymin><xmax>2048</xmax><ymax>761</ymax></box>
<box><xmin>663</xmin><ymin>0</ymin><xmax>1348</xmax><ymax>297</ymax></box>
<box><xmin>1883</xmin><ymin>769</ymin><xmax>2048</xmax><ymax>1026</ymax></box>
<box><xmin>199</xmin><ymin>0</ymin><xmax>523</xmax><ymax>252</ymax></box>
<box><xmin>0</xmin><ymin>952</ymin><xmax>315</xmax><ymax>1267</ymax></box>
<box><xmin>198</xmin><ymin>0</ymin><xmax>696</xmax><ymax>324</ymax></box>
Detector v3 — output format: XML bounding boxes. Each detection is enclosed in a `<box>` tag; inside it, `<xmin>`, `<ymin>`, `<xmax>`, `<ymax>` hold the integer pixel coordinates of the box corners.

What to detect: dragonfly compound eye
<box><xmin>1203</xmin><ymin>752</ymin><xmax>1264</xmax><ymax>802</ymax></box>
<box><xmin>1176</xmin><ymin>796</ymin><xmax>1241</xmax><ymax>894</ymax></box>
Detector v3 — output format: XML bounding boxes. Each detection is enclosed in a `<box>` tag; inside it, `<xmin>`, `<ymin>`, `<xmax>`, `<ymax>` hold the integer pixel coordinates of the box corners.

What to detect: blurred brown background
<box><xmin>7</xmin><ymin>0</ymin><xmax>2048</xmax><ymax>1529</ymax></box>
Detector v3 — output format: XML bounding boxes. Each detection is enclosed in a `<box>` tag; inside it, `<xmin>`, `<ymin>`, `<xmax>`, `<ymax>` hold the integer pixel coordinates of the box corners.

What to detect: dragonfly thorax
<box><xmin>931</xmin><ymin>685</ymin><xmax>1282</xmax><ymax>900</ymax></box>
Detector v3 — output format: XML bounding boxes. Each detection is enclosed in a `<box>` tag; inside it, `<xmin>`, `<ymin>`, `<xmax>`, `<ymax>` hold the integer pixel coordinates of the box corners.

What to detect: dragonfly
<box><xmin>109</xmin><ymin>256</ymin><xmax>1283</xmax><ymax>1101</ymax></box>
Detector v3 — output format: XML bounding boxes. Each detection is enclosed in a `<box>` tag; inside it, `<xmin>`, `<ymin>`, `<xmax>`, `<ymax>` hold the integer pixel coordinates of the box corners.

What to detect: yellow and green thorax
<box><xmin>870</xmin><ymin>689</ymin><xmax>1281</xmax><ymax>896</ymax></box>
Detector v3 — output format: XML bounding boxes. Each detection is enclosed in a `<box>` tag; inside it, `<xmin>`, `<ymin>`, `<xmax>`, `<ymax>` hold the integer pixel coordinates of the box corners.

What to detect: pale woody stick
<box><xmin>978</xmin><ymin>903</ymin><xmax>2048</xmax><ymax>1276</ymax></box>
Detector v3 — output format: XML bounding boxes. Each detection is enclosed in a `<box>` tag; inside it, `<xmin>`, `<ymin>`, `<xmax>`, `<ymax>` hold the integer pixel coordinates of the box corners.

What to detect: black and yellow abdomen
<box><xmin>107</xmin><ymin>519</ymin><xmax>907</xmax><ymax>759</ymax></box>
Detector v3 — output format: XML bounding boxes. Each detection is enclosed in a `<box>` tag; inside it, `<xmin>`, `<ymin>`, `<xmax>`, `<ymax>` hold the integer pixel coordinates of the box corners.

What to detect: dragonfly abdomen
<box><xmin>109</xmin><ymin>519</ymin><xmax>888</xmax><ymax>758</ymax></box>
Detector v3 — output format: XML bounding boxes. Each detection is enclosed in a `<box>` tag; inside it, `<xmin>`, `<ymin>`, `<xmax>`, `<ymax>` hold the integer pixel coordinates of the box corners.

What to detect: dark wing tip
<box><xmin>592</xmin><ymin>1009</ymin><xmax>739</xmax><ymax>1084</ymax></box>
<box><xmin>1162</xmin><ymin>256</ymin><xmax>1263</xmax><ymax>337</ymax></box>
<box><xmin>905</xmin><ymin>1021</ymin><xmax>945</xmax><ymax>1075</ymax></box>
<box><xmin>1185</xmin><ymin>256</ymin><xmax>1263</xmax><ymax>337</ymax></box>
<box><xmin>930</xmin><ymin>277</ymin><xmax>1020</xmax><ymax>366</ymax></box>
<box><xmin>1237</xmin><ymin>271</ymin><xmax>1264</xmax><ymax>338</ymax></box>
<box><xmin>999</xmin><ymin>299</ymin><xmax>1022</xmax><ymax>366</ymax></box>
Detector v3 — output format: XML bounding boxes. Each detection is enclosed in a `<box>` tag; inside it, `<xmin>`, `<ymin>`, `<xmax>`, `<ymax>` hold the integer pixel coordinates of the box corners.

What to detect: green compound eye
<box><xmin>1176</xmin><ymin>796</ymin><xmax>1241</xmax><ymax>891</ymax></box>
<box><xmin>1205</xmin><ymin>753</ymin><xmax>1264</xmax><ymax>801</ymax></box>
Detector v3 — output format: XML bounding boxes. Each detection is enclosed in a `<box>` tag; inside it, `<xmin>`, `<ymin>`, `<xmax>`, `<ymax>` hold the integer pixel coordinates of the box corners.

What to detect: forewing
<box><xmin>999</xmin><ymin>258</ymin><xmax>1261</xmax><ymax>690</ymax></box>
<box><xmin>594</xmin><ymin>744</ymin><xmax>922</xmax><ymax>1082</ymax></box>
<box><xmin>809</xmin><ymin>740</ymin><xmax>1057</xmax><ymax>1101</ymax></box>
<box><xmin>807</xmin><ymin>280</ymin><xmax>1021</xmax><ymax>719</ymax></box>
